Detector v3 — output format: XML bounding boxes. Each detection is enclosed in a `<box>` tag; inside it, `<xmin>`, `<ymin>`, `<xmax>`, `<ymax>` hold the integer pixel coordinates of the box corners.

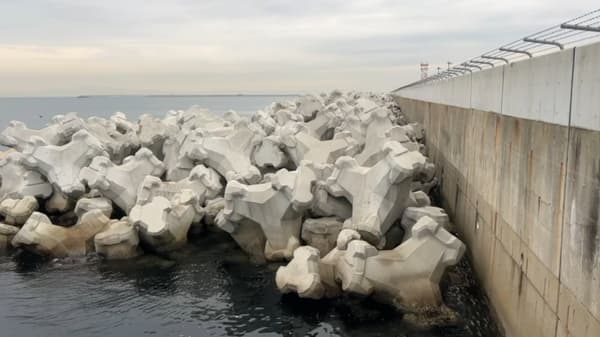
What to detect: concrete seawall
<box><xmin>393</xmin><ymin>42</ymin><xmax>600</xmax><ymax>337</ymax></box>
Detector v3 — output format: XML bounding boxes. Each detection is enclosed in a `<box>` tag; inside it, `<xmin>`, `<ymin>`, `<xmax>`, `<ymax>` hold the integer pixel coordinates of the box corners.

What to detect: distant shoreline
<box><xmin>0</xmin><ymin>94</ymin><xmax>300</xmax><ymax>99</ymax></box>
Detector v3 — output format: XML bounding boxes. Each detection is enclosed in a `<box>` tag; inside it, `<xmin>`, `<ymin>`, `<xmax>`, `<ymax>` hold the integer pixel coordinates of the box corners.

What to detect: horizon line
<box><xmin>0</xmin><ymin>93</ymin><xmax>301</xmax><ymax>99</ymax></box>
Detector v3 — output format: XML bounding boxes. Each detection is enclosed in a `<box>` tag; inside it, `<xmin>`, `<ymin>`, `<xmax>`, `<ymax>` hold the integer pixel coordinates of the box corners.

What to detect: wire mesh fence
<box><xmin>396</xmin><ymin>8</ymin><xmax>600</xmax><ymax>90</ymax></box>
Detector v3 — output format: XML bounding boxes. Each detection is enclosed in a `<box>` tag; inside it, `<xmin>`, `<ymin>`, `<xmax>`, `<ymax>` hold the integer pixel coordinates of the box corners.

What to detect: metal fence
<box><xmin>395</xmin><ymin>8</ymin><xmax>600</xmax><ymax>90</ymax></box>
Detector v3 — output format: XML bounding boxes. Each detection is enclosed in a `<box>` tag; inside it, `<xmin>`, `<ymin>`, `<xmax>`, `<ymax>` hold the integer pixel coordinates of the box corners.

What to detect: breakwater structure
<box><xmin>392</xmin><ymin>9</ymin><xmax>600</xmax><ymax>337</ymax></box>
<box><xmin>0</xmin><ymin>82</ymin><xmax>477</xmax><ymax>333</ymax></box>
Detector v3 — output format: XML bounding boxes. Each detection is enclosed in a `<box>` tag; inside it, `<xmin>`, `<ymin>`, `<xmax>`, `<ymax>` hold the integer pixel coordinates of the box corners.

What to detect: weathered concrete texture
<box><xmin>202</xmin><ymin>197</ymin><xmax>225</xmax><ymax>227</ymax></box>
<box><xmin>275</xmin><ymin>246</ymin><xmax>325</xmax><ymax>299</ymax></box>
<box><xmin>326</xmin><ymin>141</ymin><xmax>426</xmax><ymax>245</ymax></box>
<box><xmin>268</xmin><ymin>160</ymin><xmax>334</xmax><ymax>212</ymax></box>
<box><xmin>74</xmin><ymin>197</ymin><xmax>113</xmax><ymax>219</ymax></box>
<box><xmin>401</xmin><ymin>206</ymin><xmax>449</xmax><ymax>240</ymax></box>
<box><xmin>94</xmin><ymin>219</ymin><xmax>141</xmax><ymax>260</ymax></box>
<box><xmin>305</xmin><ymin>108</ymin><xmax>341</xmax><ymax>139</ymax></box>
<box><xmin>0</xmin><ymin>121</ymin><xmax>62</xmax><ymax>150</ymax></box>
<box><xmin>45</xmin><ymin>187</ymin><xmax>73</xmax><ymax>214</ymax></box>
<box><xmin>0</xmin><ymin>152</ymin><xmax>53</xmax><ymax>201</ymax></box>
<box><xmin>218</xmin><ymin>180</ymin><xmax>302</xmax><ymax>261</ymax></box>
<box><xmin>282</xmin><ymin>130</ymin><xmax>359</xmax><ymax>166</ymax></box>
<box><xmin>393</xmin><ymin>42</ymin><xmax>600</xmax><ymax>337</ymax></box>
<box><xmin>136</xmin><ymin>165</ymin><xmax>222</xmax><ymax>219</ymax></box>
<box><xmin>162</xmin><ymin>136</ymin><xmax>191</xmax><ymax>181</ymax></box>
<box><xmin>502</xmin><ymin>49</ymin><xmax>573</xmax><ymax>126</ymax></box>
<box><xmin>12</xmin><ymin>210</ymin><xmax>110</xmax><ymax>257</ymax></box>
<box><xmin>129</xmin><ymin>194</ymin><xmax>195</xmax><ymax>253</ymax></box>
<box><xmin>561</xmin><ymin>130</ymin><xmax>600</xmax><ymax>325</ymax></box>
<box><xmin>84</xmin><ymin>116</ymin><xmax>140</xmax><ymax>163</ymax></box>
<box><xmin>276</xmin><ymin>216</ymin><xmax>465</xmax><ymax>310</ymax></box>
<box><xmin>301</xmin><ymin>217</ymin><xmax>343</xmax><ymax>257</ymax></box>
<box><xmin>392</xmin><ymin>96</ymin><xmax>576</xmax><ymax>337</ymax></box>
<box><xmin>354</xmin><ymin>107</ymin><xmax>396</xmax><ymax>166</ymax></box>
<box><xmin>310</xmin><ymin>183</ymin><xmax>353</xmax><ymax>219</ymax></box>
<box><xmin>80</xmin><ymin>148</ymin><xmax>165</xmax><ymax>213</ymax></box>
<box><xmin>558</xmin><ymin>44</ymin><xmax>600</xmax><ymax>329</ymax></box>
<box><xmin>334</xmin><ymin>217</ymin><xmax>465</xmax><ymax>310</ymax></box>
<box><xmin>252</xmin><ymin>136</ymin><xmax>288</xmax><ymax>169</ymax></box>
<box><xmin>0</xmin><ymin>113</ymin><xmax>84</xmax><ymax>150</ymax></box>
<box><xmin>182</xmin><ymin>121</ymin><xmax>262</xmax><ymax>184</ymax></box>
<box><xmin>0</xmin><ymin>224</ymin><xmax>19</xmax><ymax>254</ymax></box>
<box><xmin>296</xmin><ymin>94</ymin><xmax>324</xmax><ymax>121</ymax></box>
<box><xmin>0</xmin><ymin>196</ymin><xmax>39</xmax><ymax>226</ymax></box>
<box><xmin>137</xmin><ymin>114</ymin><xmax>177</xmax><ymax>159</ymax></box>
<box><xmin>23</xmin><ymin>130</ymin><xmax>108</xmax><ymax>197</ymax></box>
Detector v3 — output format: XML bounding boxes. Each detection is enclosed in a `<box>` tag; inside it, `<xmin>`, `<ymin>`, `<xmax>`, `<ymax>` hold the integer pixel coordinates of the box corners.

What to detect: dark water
<box><xmin>0</xmin><ymin>95</ymin><xmax>501</xmax><ymax>337</ymax></box>
<box><xmin>0</xmin><ymin>95</ymin><xmax>297</xmax><ymax>129</ymax></box>
<box><xmin>0</xmin><ymin>231</ymin><xmax>500</xmax><ymax>337</ymax></box>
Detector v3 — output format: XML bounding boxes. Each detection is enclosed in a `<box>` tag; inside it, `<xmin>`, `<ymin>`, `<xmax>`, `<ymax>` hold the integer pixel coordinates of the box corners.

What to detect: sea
<box><xmin>0</xmin><ymin>95</ymin><xmax>501</xmax><ymax>337</ymax></box>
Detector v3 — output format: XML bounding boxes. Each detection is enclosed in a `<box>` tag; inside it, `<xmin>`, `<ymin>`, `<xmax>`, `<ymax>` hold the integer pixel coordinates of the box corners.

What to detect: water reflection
<box><xmin>0</xmin><ymin>230</ymin><xmax>500</xmax><ymax>337</ymax></box>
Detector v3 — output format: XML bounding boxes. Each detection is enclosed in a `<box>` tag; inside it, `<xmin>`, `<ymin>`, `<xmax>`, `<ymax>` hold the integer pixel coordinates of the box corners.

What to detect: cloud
<box><xmin>0</xmin><ymin>0</ymin><xmax>597</xmax><ymax>96</ymax></box>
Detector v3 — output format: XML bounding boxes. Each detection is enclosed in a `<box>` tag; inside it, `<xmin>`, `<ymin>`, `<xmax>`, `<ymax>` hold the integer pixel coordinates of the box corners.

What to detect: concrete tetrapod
<box><xmin>179</xmin><ymin>107</ymin><xmax>234</xmax><ymax>135</ymax></box>
<box><xmin>162</xmin><ymin>135</ymin><xmax>192</xmax><ymax>181</ymax></box>
<box><xmin>354</xmin><ymin>107</ymin><xmax>394</xmax><ymax>166</ymax></box>
<box><xmin>45</xmin><ymin>187</ymin><xmax>73</xmax><ymax>214</ymax></box>
<box><xmin>334</xmin><ymin>216</ymin><xmax>465</xmax><ymax>310</ymax></box>
<box><xmin>296</xmin><ymin>94</ymin><xmax>324</xmax><ymax>121</ymax></box>
<box><xmin>335</xmin><ymin>115</ymin><xmax>365</xmax><ymax>146</ymax></box>
<box><xmin>74</xmin><ymin>197</ymin><xmax>113</xmax><ymax>219</ymax></box>
<box><xmin>137</xmin><ymin>114</ymin><xmax>177</xmax><ymax>159</ymax></box>
<box><xmin>11</xmin><ymin>210</ymin><xmax>111</xmax><ymax>257</ymax></box>
<box><xmin>182</xmin><ymin>121</ymin><xmax>262</xmax><ymax>184</ymax></box>
<box><xmin>251</xmin><ymin>110</ymin><xmax>277</xmax><ymax>135</ymax></box>
<box><xmin>110</xmin><ymin>112</ymin><xmax>138</xmax><ymax>135</ymax></box>
<box><xmin>252</xmin><ymin>136</ymin><xmax>288</xmax><ymax>170</ymax></box>
<box><xmin>355</xmin><ymin>108</ymin><xmax>420</xmax><ymax>166</ymax></box>
<box><xmin>0</xmin><ymin>113</ymin><xmax>84</xmax><ymax>151</ymax></box>
<box><xmin>304</xmin><ymin>109</ymin><xmax>341</xmax><ymax>140</ymax></box>
<box><xmin>164</xmin><ymin>130</ymin><xmax>207</xmax><ymax>182</ymax></box>
<box><xmin>217</xmin><ymin>180</ymin><xmax>302</xmax><ymax>261</ymax></box>
<box><xmin>80</xmin><ymin>148</ymin><xmax>165</xmax><ymax>213</ymax></box>
<box><xmin>22</xmin><ymin>130</ymin><xmax>108</xmax><ymax>198</ymax></box>
<box><xmin>276</xmin><ymin>216</ymin><xmax>465</xmax><ymax>311</ymax></box>
<box><xmin>267</xmin><ymin>160</ymin><xmax>334</xmax><ymax>212</ymax></box>
<box><xmin>0</xmin><ymin>196</ymin><xmax>39</xmax><ymax>226</ymax></box>
<box><xmin>94</xmin><ymin>219</ymin><xmax>141</xmax><ymax>260</ymax></box>
<box><xmin>0</xmin><ymin>152</ymin><xmax>52</xmax><ymax>202</ymax></box>
<box><xmin>136</xmin><ymin>165</ymin><xmax>222</xmax><ymax>222</ymax></box>
<box><xmin>202</xmin><ymin>197</ymin><xmax>225</xmax><ymax>227</ymax></box>
<box><xmin>310</xmin><ymin>183</ymin><xmax>353</xmax><ymax>220</ymax></box>
<box><xmin>326</xmin><ymin>141</ymin><xmax>427</xmax><ymax>245</ymax></box>
<box><xmin>129</xmin><ymin>193</ymin><xmax>196</xmax><ymax>253</ymax></box>
<box><xmin>84</xmin><ymin>116</ymin><xmax>140</xmax><ymax>163</ymax></box>
<box><xmin>282</xmin><ymin>130</ymin><xmax>359</xmax><ymax>166</ymax></box>
<box><xmin>400</xmin><ymin>206</ymin><xmax>449</xmax><ymax>241</ymax></box>
<box><xmin>275</xmin><ymin>246</ymin><xmax>325</xmax><ymax>299</ymax></box>
<box><xmin>300</xmin><ymin>217</ymin><xmax>343</xmax><ymax>257</ymax></box>
<box><xmin>0</xmin><ymin>224</ymin><xmax>19</xmax><ymax>254</ymax></box>
<box><xmin>0</xmin><ymin>121</ymin><xmax>61</xmax><ymax>150</ymax></box>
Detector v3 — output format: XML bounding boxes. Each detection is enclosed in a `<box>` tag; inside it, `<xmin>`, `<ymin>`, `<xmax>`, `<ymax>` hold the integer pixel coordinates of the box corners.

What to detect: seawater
<box><xmin>0</xmin><ymin>95</ymin><xmax>501</xmax><ymax>337</ymax></box>
<box><xmin>0</xmin><ymin>95</ymin><xmax>298</xmax><ymax>129</ymax></box>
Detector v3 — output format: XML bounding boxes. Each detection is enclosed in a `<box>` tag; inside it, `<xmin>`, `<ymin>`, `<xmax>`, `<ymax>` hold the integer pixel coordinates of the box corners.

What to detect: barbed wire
<box><xmin>395</xmin><ymin>8</ymin><xmax>600</xmax><ymax>90</ymax></box>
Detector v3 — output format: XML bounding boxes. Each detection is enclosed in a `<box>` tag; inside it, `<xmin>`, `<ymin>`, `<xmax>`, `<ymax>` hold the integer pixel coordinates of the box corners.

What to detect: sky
<box><xmin>0</xmin><ymin>0</ymin><xmax>597</xmax><ymax>96</ymax></box>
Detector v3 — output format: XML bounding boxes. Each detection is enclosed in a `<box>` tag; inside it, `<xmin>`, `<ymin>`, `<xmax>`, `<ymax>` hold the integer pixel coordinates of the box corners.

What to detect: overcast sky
<box><xmin>0</xmin><ymin>0</ymin><xmax>597</xmax><ymax>96</ymax></box>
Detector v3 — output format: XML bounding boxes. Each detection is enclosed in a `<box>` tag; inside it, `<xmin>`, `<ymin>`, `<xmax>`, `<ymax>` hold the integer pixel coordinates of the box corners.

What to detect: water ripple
<box><xmin>0</xmin><ymin>232</ymin><xmax>500</xmax><ymax>337</ymax></box>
